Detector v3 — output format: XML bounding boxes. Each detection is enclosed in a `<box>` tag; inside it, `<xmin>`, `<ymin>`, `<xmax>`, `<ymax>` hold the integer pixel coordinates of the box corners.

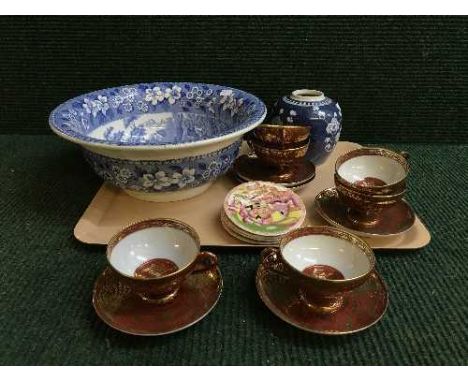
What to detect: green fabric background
<box><xmin>0</xmin><ymin>16</ymin><xmax>467</xmax><ymax>142</ymax></box>
<box><xmin>0</xmin><ymin>16</ymin><xmax>467</xmax><ymax>365</ymax></box>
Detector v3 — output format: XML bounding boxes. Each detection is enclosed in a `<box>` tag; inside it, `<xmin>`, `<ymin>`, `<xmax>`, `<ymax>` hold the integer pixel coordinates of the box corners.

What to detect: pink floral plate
<box><xmin>223</xmin><ymin>181</ymin><xmax>306</xmax><ymax>237</ymax></box>
<box><xmin>220</xmin><ymin>210</ymin><xmax>280</xmax><ymax>245</ymax></box>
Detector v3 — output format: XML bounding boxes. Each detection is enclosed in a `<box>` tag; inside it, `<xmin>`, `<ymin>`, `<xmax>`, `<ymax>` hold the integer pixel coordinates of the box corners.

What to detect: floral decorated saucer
<box><xmin>222</xmin><ymin>181</ymin><xmax>306</xmax><ymax>239</ymax></box>
<box><xmin>220</xmin><ymin>210</ymin><xmax>280</xmax><ymax>245</ymax></box>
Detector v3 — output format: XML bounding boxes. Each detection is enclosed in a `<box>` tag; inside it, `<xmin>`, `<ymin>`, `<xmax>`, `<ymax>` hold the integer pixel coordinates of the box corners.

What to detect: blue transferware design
<box><xmin>49</xmin><ymin>82</ymin><xmax>266</xmax><ymax>147</ymax></box>
<box><xmin>270</xmin><ymin>90</ymin><xmax>342</xmax><ymax>164</ymax></box>
<box><xmin>83</xmin><ymin>141</ymin><xmax>241</xmax><ymax>192</ymax></box>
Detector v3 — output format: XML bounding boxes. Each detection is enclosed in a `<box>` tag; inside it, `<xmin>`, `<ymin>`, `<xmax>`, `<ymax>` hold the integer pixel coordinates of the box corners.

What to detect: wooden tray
<box><xmin>74</xmin><ymin>141</ymin><xmax>431</xmax><ymax>249</ymax></box>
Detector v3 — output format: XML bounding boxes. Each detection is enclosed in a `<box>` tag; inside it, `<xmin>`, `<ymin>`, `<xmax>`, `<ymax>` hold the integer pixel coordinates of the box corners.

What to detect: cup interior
<box><xmin>282</xmin><ymin>234</ymin><xmax>371</xmax><ymax>280</ymax></box>
<box><xmin>337</xmin><ymin>154</ymin><xmax>406</xmax><ymax>185</ymax></box>
<box><xmin>109</xmin><ymin>226</ymin><xmax>198</xmax><ymax>277</ymax></box>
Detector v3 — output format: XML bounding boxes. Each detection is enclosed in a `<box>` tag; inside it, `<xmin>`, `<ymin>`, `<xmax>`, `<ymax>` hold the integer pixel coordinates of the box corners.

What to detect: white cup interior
<box><xmin>282</xmin><ymin>234</ymin><xmax>371</xmax><ymax>279</ymax></box>
<box><xmin>338</xmin><ymin>155</ymin><xmax>406</xmax><ymax>185</ymax></box>
<box><xmin>109</xmin><ymin>226</ymin><xmax>198</xmax><ymax>277</ymax></box>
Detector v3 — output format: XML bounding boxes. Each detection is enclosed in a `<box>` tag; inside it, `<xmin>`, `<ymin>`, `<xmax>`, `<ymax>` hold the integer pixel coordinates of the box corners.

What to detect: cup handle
<box><xmin>242</xmin><ymin>131</ymin><xmax>255</xmax><ymax>154</ymax></box>
<box><xmin>399</xmin><ymin>151</ymin><xmax>410</xmax><ymax>160</ymax></box>
<box><xmin>260</xmin><ymin>247</ymin><xmax>288</xmax><ymax>277</ymax></box>
<box><xmin>193</xmin><ymin>251</ymin><xmax>218</xmax><ymax>273</ymax></box>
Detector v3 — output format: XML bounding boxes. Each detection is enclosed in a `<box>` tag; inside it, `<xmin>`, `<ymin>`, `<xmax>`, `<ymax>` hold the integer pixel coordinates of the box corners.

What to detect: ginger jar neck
<box><xmin>290</xmin><ymin>89</ymin><xmax>326</xmax><ymax>102</ymax></box>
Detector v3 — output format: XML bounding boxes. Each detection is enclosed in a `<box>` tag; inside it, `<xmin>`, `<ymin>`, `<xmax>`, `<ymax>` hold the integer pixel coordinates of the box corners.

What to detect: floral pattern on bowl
<box><xmin>49</xmin><ymin>82</ymin><xmax>266</xmax><ymax>148</ymax></box>
<box><xmin>223</xmin><ymin>181</ymin><xmax>306</xmax><ymax>237</ymax></box>
<box><xmin>84</xmin><ymin>141</ymin><xmax>241</xmax><ymax>193</ymax></box>
<box><xmin>49</xmin><ymin>82</ymin><xmax>266</xmax><ymax>202</ymax></box>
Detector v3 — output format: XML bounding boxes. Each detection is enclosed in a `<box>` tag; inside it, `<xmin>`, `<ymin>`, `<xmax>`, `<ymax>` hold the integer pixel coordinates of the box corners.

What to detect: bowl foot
<box><xmin>124</xmin><ymin>182</ymin><xmax>214</xmax><ymax>202</ymax></box>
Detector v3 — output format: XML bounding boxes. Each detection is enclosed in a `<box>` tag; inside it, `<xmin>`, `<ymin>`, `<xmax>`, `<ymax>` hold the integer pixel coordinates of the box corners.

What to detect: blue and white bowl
<box><xmin>49</xmin><ymin>82</ymin><xmax>266</xmax><ymax>202</ymax></box>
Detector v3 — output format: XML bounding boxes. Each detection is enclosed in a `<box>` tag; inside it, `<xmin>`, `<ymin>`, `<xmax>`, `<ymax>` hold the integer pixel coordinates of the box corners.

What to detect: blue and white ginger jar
<box><xmin>270</xmin><ymin>89</ymin><xmax>342</xmax><ymax>164</ymax></box>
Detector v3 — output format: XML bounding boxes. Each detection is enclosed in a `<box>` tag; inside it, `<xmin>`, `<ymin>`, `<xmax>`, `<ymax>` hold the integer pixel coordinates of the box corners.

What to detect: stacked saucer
<box><xmin>315</xmin><ymin>147</ymin><xmax>415</xmax><ymax>238</ymax></box>
<box><xmin>221</xmin><ymin>181</ymin><xmax>306</xmax><ymax>245</ymax></box>
<box><xmin>233</xmin><ymin>155</ymin><xmax>316</xmax><ymax>190</ymax></box>
<box><xmin>232</xmin><ymin>124</ymin><xmax>315</xmax><ymax>189</ymax></box>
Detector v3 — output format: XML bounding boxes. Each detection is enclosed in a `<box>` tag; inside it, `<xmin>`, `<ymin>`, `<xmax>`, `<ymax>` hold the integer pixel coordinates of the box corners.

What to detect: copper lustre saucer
<box><xmin>233</xmin><ymin>155</ymin><xmax>316</xmax><ymax>188</ymax></box>
<box><xmin>93</xmin><ymin>266</ymin><xmax>222</xmax><ymax>336</ymax></box>
<box><xmin>256</xmin><ymin>264</ymin><xmax>388</xmax><ymax>335</ymax></box>
<box><xmin>315</xmin><ymin>187</ymin><xmax>416</xmax><ymax>237</ymax></box>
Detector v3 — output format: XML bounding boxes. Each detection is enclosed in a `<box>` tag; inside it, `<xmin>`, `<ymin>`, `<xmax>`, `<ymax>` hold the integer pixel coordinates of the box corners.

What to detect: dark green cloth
<box><xmin>0</xmin><ymin>16</ymin><xmax>467</xmax><ymax>143</ymax></box>
<box><xmin>0</xmin><ymin>135</ymin><xmax>466</xmax><ymax>365</ymax></box>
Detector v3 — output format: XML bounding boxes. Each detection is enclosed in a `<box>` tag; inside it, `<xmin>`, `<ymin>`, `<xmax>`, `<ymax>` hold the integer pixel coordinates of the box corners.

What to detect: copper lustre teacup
<box><xmin>250</xmin><ymin>138</ymin><xmax>309</xmax><ymax>170</ymax></box>
<box><xmin>252</xmin><ymin>123</ymin><xmax>310</xmax><ymax>147</ymax></box>
<box><xmin>107</xmin><ymin>218</ymin><xmax>217</xmax><ymax>304</ymax></box>
<box><xmin>334</xmin><ymin>147</ymin><xmax>410</xmax><ymax>225</ymax></box>
<box><xmin>260</xmin><ymin>226</ymin><xmax>376</xmax><ymax>314</ymax></box>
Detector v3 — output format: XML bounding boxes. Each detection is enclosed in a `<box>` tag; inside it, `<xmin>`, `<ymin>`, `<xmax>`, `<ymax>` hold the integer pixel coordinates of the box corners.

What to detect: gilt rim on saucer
<box><xmin>93</xmin><ymin>266</ymin><xmax>223</xmax><ymax>336</ymax></box>
<box><xmin>234</xmin><ymin>173</ymin><xmax>315</xmax><ymax>190</ymax></box>
<box><xmin>233</xmin><ymin>154</ymin><xmax>316</xmax><ymax>188</ymax></box>
<box><xmin>314</xmin><ymin>187</ymin><xmax>416</xmax><ymax>238</ymax></box>
<box><xmin>256</xmin><ymin>264</ymin><xmax>389</xmax><ymax>335</ymax></box>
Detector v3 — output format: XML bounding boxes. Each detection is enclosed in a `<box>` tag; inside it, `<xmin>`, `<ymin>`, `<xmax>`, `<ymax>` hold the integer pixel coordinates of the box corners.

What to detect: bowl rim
<box><xmin>48</xmin><ymin>82</ymin><xmax>267</xmax><ymax>151</ymax></box>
